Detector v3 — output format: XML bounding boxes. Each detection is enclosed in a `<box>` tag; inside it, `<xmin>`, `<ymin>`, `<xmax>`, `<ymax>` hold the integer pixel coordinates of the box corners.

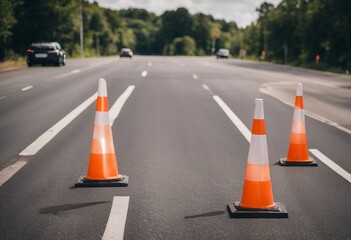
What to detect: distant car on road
<box><xmin>26</xmin><ymin>42</ymin><xmax>66</xmax><ymax>67</ymax></box>
<box><xmin>216</xmin><ymin>48</ymin><xmax>230</xmax><ymax>59</ymax></box>
<box><xmin>120</xmin><ymin>48</ymin><xmax>133</xmax><ymax>59</ymax></box>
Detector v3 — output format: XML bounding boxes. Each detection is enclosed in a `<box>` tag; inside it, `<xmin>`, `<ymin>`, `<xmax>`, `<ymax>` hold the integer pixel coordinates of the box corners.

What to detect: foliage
<box><xmin>242</xmin><ymin>0</ymin><xmax>351</xmax><ymax>71</ymax></box>
<box><xmin>0</xmin><ymin>0</ymin><xmax>350</xmax><ymax>71</ymax></box>
<box><xmin>169</xmin><ymin>36</ymin><xmax>197</xmax><ymax>56</ymax></box>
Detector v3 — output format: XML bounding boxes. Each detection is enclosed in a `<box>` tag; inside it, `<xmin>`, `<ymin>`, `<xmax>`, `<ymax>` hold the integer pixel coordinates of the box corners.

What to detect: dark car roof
<box><xmin>30</xmin><ymin>42</ymin><xmax>62</xmax><ymax>49</ymax></box>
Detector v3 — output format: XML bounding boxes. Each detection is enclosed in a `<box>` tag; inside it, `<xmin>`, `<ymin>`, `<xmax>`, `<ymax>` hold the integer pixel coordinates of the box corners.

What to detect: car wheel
<box><xmin>62</xmin><ymin>55</ymin><xmax>66</xmax><ymax>66</ymax></box>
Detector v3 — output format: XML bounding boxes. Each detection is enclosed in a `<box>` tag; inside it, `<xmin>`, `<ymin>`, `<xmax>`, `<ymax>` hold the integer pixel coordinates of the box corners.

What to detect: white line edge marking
<box><xmin>259</xmin><ymin>84</ymin><xmax>351</xmax><ymax>134</ymax></box>
<box><xmin>3</xmin><ymin>86</ymin><xmax>134</xmax><ymax>186</ymax></box>
<box><xmin>19</xmin><ymin>92</ymin><xmax>98</xmax><ymax>156</ymax></box>
<box><xmin>102</xmin><ymin>196</ymin><xmax>130</xmax><ymax>240</ymax></box>
<box><xmin>212</xmin><ymin>94</ymin><xmax>351</xmax><ymax>184</ymax></box>
<box><xmin>141</xmin><ymin>71</ymin><xmax>148</xmax><ymax>77</ymax></box>
<box><xmin>0</xmin><ymin>160</ymin><xmax>27</xmax><ymax>187</ymax></box>
<box><xmin>56</xmin><ymin>69</ymin><xmax>81</xmax><ymax>79</ymax></box>
<box><xmin>309</xmin><ymin>149</ymin><xmax>351</xmax><ymax>183</ymax></box>
<box><xmin>19</xmin><ymin>85</ymin><xmax>134</xmax><ymax>156</ymax></box>
<box><xmin>22</xmin><ymin>85</ymin><xmax>33</xmax><ymax>91</ymax></box>
<box><xmin>110</xmin><ymin>85</ymin><xmax>135</xmax><ymax>126</ymax></box>
<box><xmin>0</xmin><ymin>96</ymin><xmax>6</xmax><ymax>101</ymax></box>
<box><xmin>193</xmin><ymin>74</ymin><xmax>198</xmax><ymax>80</ymax></box>
<box><xmin>213</xmin><ymin>95</ymin><xmax>251</xmax><ymax>143</ymax></box>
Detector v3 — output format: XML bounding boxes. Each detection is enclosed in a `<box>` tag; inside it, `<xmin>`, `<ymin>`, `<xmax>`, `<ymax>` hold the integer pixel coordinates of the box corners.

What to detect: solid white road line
<box><xmin>193</xmin><ymin>74</ymin><xmax>198</xmax><ymax>80</ymax></box>
<box><xmin>3</xmin><ymin>86</ymin><xmax>134</xmax><ymax>186</ymax></box>
<box><xmin>259</xmin><ymin>83</ymin><xmax>351</xmax><ymax>135</ymax></box>
<box><xmin>22</xmin><ymin>85</ymin><xmax>33</xmax><ymax>91</ymax></box>
<box><xmin>0</xmin><ymin>160</ymin><xmax>27</xmax><ymax>187</ymax></box>
<box><xmin>0</xmin><ymin>96</ymin><xmax>6</xmax><ymax>101</ymax></box>
<box><xmin>56</xmin><ymin>69</ymin><xmax>81</xmax><ymax>79</ymax></box>
<box><xmin>141</xmin><ymin>71</ymin><xmax>148</xmax><ymax>77</ymax></box>
<box><xmin>309</xmin><ymin>149</ymin><xmax>351</xmax><ymax>183</ymax></box>
<box><xmin>19</xmin><ymin>92</ymin><xmax>98</xmax><ymax>156</ymax></box>
<box><xmin>213</xmin><ymin>95</ymin><xmax>351</xmax><ymax>183</ymax></box>
<box><xmin>102</xmin><ymin>196</ymin><xmax>130</xmax><ymax>240</ymax></box>
<box><xmin>110</xmin><ymin>85</ymin><xmax>135</xmax><ymax>126</ymax></box>
<box><xmin>213</xmin><ymin>95</ymin><xmax>251</xmax><ymax>143</ymax></box>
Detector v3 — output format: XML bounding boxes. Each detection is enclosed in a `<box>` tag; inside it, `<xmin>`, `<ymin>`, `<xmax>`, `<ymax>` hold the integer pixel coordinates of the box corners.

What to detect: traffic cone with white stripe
<box><xmin>227</xmin><ymin>98</ymin><xmax>288</xmax><ymax>218</ymax></box>
<box><xmin>75</xmin><ymin>78</ymin><xmax>128</xmax><ymax>187</ymax></box>
<box><xmin>279</xmin><ymin>83</ymin><xmax>317</xmax><ymax>166</ymax></box>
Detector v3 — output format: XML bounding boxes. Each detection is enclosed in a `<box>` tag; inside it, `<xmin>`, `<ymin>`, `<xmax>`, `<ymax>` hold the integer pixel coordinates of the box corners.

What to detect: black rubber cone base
<box><xmin>279</xmin><ymin>157</ymin><xmax>318</xmax><ymax>166</ymax></box>
<box><xmin>75</xmin><ymin>175</ymin><xmax>128</xmax><ymax>188</ymax></box>
<box><xmin>227</xmin><ymin>201</ymin><xmax>288</xmax><ymax>218</ymax></box>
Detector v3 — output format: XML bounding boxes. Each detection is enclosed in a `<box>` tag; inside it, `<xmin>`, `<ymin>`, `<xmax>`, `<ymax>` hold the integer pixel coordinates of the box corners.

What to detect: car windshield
<box><xmin>31</xmin><ymin>43</ymin><xmax>55</xmax><ymax>51</ymax></box>
<box><xmin>219</xmin><ymin>49</ymin><xmax>229</xmax><ymax>53</ymax></box>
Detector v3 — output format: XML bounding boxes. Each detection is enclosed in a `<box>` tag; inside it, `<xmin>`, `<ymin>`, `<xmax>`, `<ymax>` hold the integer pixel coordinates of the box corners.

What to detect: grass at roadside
<box><xmin>0</xmin><ymin>57</ymin><xmax>26</xmax><ymax>71</ymax></box>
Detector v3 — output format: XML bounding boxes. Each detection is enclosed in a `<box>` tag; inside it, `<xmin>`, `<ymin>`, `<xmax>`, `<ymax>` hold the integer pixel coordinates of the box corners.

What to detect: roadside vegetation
<box><xmin>0</xmin><ymin>0</ymin><xmax>349</xmax><ymax>73</ymax></box>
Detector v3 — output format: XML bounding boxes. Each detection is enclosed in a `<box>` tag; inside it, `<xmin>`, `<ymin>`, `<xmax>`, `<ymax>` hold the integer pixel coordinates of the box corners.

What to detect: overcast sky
<box><xmin>92</xmin><ymin>0</ymin><xmax>281</xmax><ymax>28</ymax></box>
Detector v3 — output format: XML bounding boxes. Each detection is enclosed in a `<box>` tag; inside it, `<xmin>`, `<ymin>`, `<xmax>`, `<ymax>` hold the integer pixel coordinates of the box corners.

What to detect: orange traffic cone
<box><xmin>279</xmin><ymin>83</ymin><xmax>317</xmax><ymax>166</ymax></box>
<box><xmin>227</xmin><ymin>99</ymin><xmax>288</xmax><ymax>218</ymax></box>
<box><xmin>75</xmin><ymin>78</ymin><xmax>128</xmax><ymax>187</ymax></box>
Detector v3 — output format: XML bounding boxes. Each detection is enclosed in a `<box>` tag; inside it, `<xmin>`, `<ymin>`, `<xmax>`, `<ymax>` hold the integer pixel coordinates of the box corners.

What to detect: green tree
<box><xmin>0</xmin><ymin>0</ymin><xmax>19</xmax><ymax>60</ymax></box>
<box><xmin>155</xmin><ymin>8</ymin><xmax>195</xmax><ymax>53</ymax></box>
<box><xmin>169</xmin><ymin>36</ymin><xmax>197</xmax><ymax>56</ymax></box>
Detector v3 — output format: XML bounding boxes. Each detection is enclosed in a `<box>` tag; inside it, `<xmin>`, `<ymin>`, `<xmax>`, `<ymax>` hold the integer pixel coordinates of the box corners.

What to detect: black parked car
<box><xmin>26</xmin><ymin>42</ymin><xmax>66</xmax><ymax>67</ymax></box>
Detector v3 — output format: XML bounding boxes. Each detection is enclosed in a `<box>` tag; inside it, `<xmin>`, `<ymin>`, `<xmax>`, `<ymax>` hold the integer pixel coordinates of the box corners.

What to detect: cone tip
<box><xmin>296</xmin><ymin>83</ymin><xmax>303</xmax><ymax>96</ymax></box>
<box><xmin>254</xmin><ymin>98</ymin><xmax>264</xmax><ymax>119</ymax></box>
<box><xmin>98</xmin><ymin>78</ymin><xmax>107</xmax><ymax>96</ymax></box>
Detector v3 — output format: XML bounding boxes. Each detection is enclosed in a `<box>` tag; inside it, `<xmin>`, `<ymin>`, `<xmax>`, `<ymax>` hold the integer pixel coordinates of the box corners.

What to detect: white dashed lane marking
<box><xmin>22</xmin><ymin>85</ymin><xmax>33</xmax><ymax>91</ymax></box>
<box><xmin>102</xmin><ymin>196</ymin><xmax>130</xmax><ymax>240</ymax></box>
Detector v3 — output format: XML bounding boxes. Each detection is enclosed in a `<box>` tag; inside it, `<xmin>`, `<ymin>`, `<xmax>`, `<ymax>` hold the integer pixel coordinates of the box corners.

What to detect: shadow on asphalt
<box><xmin>184</xmin><ymin>211</ymin><xmax>225</xmax><ymax>219</ymax></box>
<box><xmin>39</xmin><ymin>201</ymin><xmax>109</xmax><ymax>215</ymax></box>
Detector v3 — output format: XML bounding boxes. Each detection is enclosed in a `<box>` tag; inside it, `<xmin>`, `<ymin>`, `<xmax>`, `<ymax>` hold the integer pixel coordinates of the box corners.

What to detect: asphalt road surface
<box><xmin>0</xmin><ymin>56</ymin><xmax>350</xmax><ymax>240</ymax></box>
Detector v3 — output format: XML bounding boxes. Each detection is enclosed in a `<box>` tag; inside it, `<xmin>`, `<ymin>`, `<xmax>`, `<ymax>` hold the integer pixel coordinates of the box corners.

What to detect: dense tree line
<box><xmin>242</xmin><ymin>0</ymin><xmax>351</xmax><ymax>71</ymax></box>
<box><xmin>0</xmin><ymin>0</ymin><xmax>238</xmax><ymax>59</ymax></box>
<box><xmin>0</xmin><ymin>0</ymin><xmax>350</xmax><ymax>71</ymax></box>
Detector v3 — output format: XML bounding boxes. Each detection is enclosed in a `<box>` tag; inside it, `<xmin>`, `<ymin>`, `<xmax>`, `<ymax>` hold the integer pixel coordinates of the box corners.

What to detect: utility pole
<box><xmin>96</xmin><ymin>35</ymin><xmax>100</xmax><ymax>56</ymax></box>
<box><xmin>283</xmin><ymin>44</ymin><xmax>288</xmax><ymax>64</ymax></box>
<box><xmin>80</xmin><ymin>0</ymin><xmax>84</xmax><ymax>57</ymax></box>
<box><xmin>211</xmin><ymin>38</ymin><xmax>216</xmax><ymax>55</ymax></box>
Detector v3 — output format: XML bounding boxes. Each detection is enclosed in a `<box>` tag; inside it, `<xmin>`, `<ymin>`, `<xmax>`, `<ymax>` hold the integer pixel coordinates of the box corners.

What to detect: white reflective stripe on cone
<box><xmin>93</xmin><ymin>125</ymin><xmax>113</xmax><ymax>139</ymax></box>
<box><xmin>293</xmin><ymin>109</ymin><xmax>305</xmax><ymax>121</ymax></box>
<box><xmin>95</xmin><ymin>112</ymin><xmax>110</xmax><ymax>125</ymax></box>
<box><xmin>244</xmin><ymin>164</ymin><xmax>271</xmax><ymax>181</ymax></box>
<box><xmin>291</xmin><ymin>121</ymin><xmax>306</xmax><ymax>134</ymax></box>
<box><xmin>247</xmin><ymin>135</ymin><xmax>269</xmax><ymax>165</ymax></box>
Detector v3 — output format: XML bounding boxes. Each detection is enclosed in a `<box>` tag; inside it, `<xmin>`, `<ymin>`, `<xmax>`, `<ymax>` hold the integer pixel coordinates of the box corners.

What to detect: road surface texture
<box><xmin>0</xmin><ymin>56</ymin><xmax>350</xmax><ymax>240</ymax></box>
